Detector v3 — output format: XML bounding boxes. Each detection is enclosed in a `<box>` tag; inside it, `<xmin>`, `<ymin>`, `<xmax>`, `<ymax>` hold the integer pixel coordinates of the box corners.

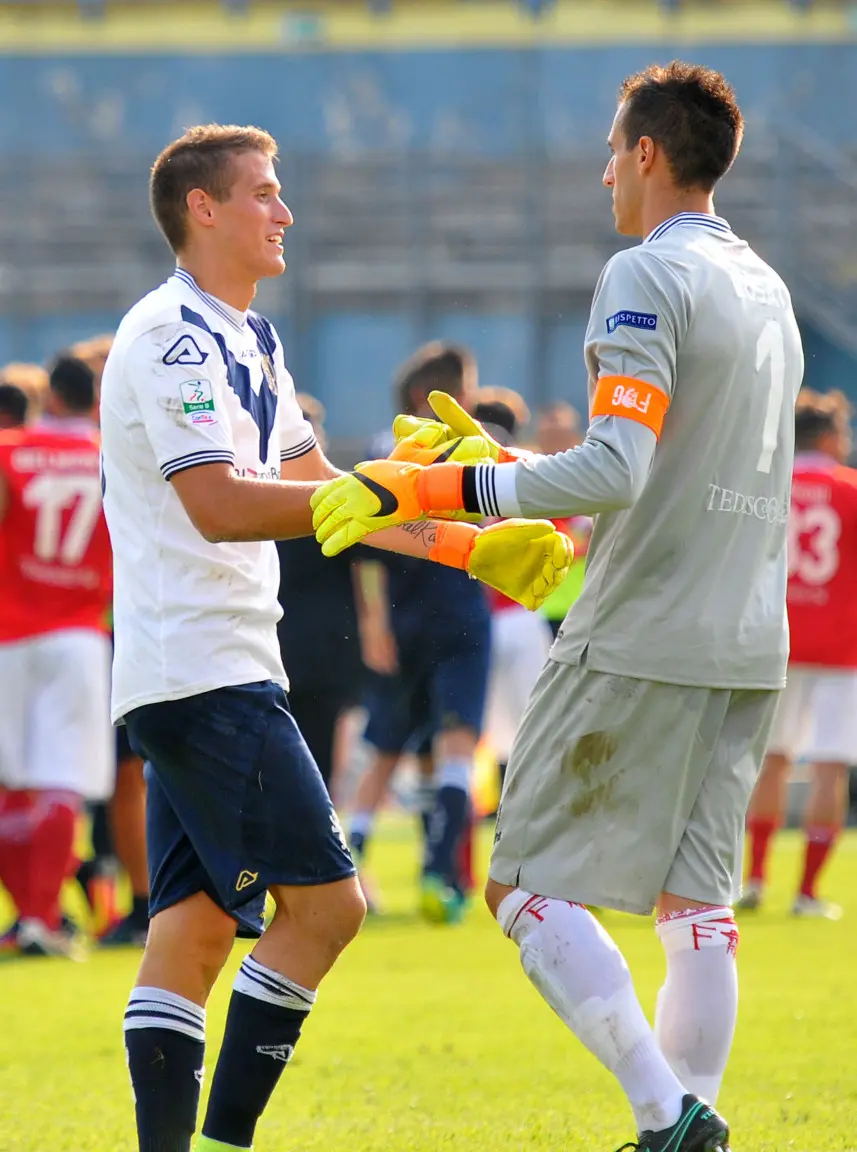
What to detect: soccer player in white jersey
<box><xmin>310</xmin><ymin>63</ymin><xmax>804</xmax><ymax>1151</ymax></box>
<box><xmin>99</xmin><ymin>124</ymin><xmax>571</xmax><ymax>1152</ymax></box>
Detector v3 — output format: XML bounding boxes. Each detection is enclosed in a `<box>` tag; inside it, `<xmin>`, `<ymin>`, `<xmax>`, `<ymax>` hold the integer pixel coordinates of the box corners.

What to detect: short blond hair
<box><xmin>71</xmin><ymin>333</ymin><xmax>114</xmax><ymax>387</ymax></box>
<box><xmin>150</xmin><ymin>123</ymin><xmax>278</xmax><ymax>254</ymax></box>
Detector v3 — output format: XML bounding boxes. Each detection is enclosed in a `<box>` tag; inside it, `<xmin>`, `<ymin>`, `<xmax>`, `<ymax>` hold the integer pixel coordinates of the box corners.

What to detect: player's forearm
<box><xmin>462</xmin><ymin>417</ymin><xmax>657</xmax><ymax>519</ymax></box>
<box><xmin>365</xmin><ymin>521</ymin><xmax>438</xmax><ymax>560</ymax></box>
<box><xmin>190</xmin><ymin>474</ymin><xmax>320</xmax><ymax>543</ymax></box>
<box><xmin>353</xmin><ymin>559</ymin><xmax>393</xmax><ymax>635</ymax></box>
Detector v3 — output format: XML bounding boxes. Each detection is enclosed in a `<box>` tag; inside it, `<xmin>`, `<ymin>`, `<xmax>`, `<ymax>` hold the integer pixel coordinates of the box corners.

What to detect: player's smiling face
<box><xmin>603</xmin><ymin>105</ymin><xmax>644</xmax><ymax>237</ymax></box>
<box><xmin>215</xmin><ymin>150</ymin><xmax>293</xmax><ymax>279</ymax></box>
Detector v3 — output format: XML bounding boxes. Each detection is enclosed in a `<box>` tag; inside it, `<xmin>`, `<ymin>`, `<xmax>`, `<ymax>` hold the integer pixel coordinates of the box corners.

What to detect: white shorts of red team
<box><xmin>485</xmin><ymin>607</ymin><xmax>553</xmax><ymax>763</ymax></box>
<box><xmin>0</xmin><ymin>628</ymin><xmax>114</xmax><ymax>801</ymax></box>
<box><xmin>767</xmin><ymin>666</ymin><xmax>857</xmax><ymax>764</ymax></box>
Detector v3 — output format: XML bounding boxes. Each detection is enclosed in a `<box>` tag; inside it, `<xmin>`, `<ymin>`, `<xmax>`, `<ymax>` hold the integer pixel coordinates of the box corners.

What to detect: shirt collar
<box><xmin>173</xmin><ymin>267</ymin><xmax>248</xmax><ymax>331</ymax></box>
<box><xmin>644</xmin><ymin>211</ymin><xmax>732</xmax><ymax>245</ymax></box>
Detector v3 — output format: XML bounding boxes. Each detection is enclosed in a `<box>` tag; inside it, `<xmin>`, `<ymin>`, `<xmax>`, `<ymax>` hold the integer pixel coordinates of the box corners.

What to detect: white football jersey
<box><xmin>100</xmin><ymin>269</ymin><xmax>316</xmax><ymax>723</ymax></box>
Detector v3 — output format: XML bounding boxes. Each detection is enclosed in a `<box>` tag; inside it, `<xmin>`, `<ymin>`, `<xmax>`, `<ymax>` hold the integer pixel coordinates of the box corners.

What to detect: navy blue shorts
<box><xmin>362</xmin><ymin>668</ymin><xmax>433</xmax><ymax>756</ymax></box>
<box><xmin>363</xmin><ymin>620</ymin><xmax>491</xmax><ymax>754</ymax></box>
<box><xmin>125</xmin><ymin>681</ymin><xmax>356</xmax><ymax>937</ymax></box>
<box><xmin>116</xmin><ymin>723</ymin><xmax>136</xmax><ymax>765</ymax></box>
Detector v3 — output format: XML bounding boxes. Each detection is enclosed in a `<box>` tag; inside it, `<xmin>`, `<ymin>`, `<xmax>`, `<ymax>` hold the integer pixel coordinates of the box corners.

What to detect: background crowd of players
<box><xmin>0</xmin><ymin>334</ymin><xmax>855</xmax><ymax>958</ymax></box>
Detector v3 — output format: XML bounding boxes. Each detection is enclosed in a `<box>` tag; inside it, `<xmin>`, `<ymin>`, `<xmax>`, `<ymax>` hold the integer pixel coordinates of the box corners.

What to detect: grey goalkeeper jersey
<box><xmin>479</xmin><ymin>212</ymin><xmax>804</xmax><ymax>689</ymax></box>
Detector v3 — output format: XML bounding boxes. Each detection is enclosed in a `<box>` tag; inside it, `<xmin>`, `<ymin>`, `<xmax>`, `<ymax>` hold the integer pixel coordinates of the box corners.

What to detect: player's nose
<box><xmin>603</xmin><ymin>158</ymin><xmax>615</xmax><ymax>188</ymax></box>
<box><xmin>275</xmin><ymin>198</ymin><xmax>294</xmax><ymax>228</ymax></box>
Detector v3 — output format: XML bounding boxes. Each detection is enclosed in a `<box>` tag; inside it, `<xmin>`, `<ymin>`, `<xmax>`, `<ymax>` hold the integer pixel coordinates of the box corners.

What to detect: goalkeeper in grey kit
<box><xmin>311</xmin><ymin>62</ymin><xmax>804</xmax><ymax>1152</ymax></box>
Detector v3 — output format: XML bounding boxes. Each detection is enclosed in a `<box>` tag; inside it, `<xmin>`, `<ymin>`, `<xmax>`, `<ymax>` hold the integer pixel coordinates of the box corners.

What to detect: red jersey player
<box><xmin>0</xmin><ymin>355</ymin><xmax>113</xmax><ymax>956</ymax></box>
<box><xmin>742</xmin><ymin>388</ymin><xmax>857</xmax><ymax>918</ymax></box>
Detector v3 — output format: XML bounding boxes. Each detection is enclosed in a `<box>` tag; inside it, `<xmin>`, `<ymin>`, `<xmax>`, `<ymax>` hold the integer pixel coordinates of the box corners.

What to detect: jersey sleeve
<box><xmin>126</xmin><ymin>323</ymin><xmax>236</xmax><ymax>482</ymax></box>
<box><xmin>461</xmin><ymin>249</ymin><xmax>691</xmax><ymax>520</ymax></box>
<box><xmin>273</xmin><ymin>339</ymin><xmax>317</xmax><ymax>464</ymax></box>
<box><xmin>584</xmin><ymin>246</ymin><xmax>688</xmax><ymax>409</ymax></box>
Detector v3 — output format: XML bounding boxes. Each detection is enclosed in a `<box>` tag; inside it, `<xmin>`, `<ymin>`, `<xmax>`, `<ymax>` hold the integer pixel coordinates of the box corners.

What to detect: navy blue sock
<box><xmin>124</xmin><ymin>987</ymin><xmax>206</xmax><ymax>1152</ymax></box>
<box><xmin>202</xmin><ymin>955</ymin><xmax>315</xmax><ymax>1149</ymax></box>
<box><xmin>415</xmin><ymin>780</ymin><xmax>435</xmax><ymax>848</ymax></box>
<box><xmin>348</xmin><ymin>811</ymin><xmax>373</xmax><ymax>863</ymax></box>
<box><xmin>130</xmin><ymin>894</ymin><xmax>150</xmax><ymax>930</ymax></box>
<box><xmin>424</xmin><ymin>760</ymin><xmax>471</xmax><ymax>886</ymax></box>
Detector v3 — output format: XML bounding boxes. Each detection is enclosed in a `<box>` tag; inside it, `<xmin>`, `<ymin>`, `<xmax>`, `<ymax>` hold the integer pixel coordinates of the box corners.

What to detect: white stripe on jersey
<box><xmin>161</xmin><ymin>448</ymin><xmax>236</xmax><ymax>481</ymax></box>
<box><xmin>280</xmin><ymin>433</ymin><xmax>318</xmax><ymax>462</ymax></box>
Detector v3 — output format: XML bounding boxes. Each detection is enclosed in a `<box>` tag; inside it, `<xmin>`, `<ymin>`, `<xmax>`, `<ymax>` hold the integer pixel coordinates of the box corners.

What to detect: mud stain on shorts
<box><xmin>563</xmin><ymin>731</ymin><xmax>620</xmax><ymax>817</ymax></box>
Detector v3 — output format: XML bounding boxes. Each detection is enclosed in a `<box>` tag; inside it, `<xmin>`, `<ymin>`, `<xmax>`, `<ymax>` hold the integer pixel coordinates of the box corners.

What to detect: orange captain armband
<box><xmin>590</xmin><ymin>376</ymin><xmax>670</xmax><ymax>439</ymax></box>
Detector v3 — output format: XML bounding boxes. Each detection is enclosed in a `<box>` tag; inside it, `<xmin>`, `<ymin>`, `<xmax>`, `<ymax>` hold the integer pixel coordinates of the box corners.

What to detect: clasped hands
<box><xmin>310</xmin><ymin>391</ymin><xmax>573</xmax><ymax>611</ymax></box>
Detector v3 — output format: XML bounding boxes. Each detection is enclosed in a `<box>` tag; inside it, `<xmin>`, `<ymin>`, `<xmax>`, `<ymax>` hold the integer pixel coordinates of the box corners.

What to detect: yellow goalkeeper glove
<box><xmin>428</xmin><ymin>519</ymin><xmax>573</xmax><ymax>611</ymax></box>
<box><xmin>311</xmin><ymin>458</ymin><xmax>467</xmax><ymax>555</ymax></box>
<box><xmin>391</xmin><ymin>390</ymin><xmax>531</xmax><ymax>466</ymax></box>
<box><xmin>388</xmin><ymin>416</ymin><xmax>495</xmax><ymax>467</ymax></box>
<box><xmin>386</xmin><ymin>419</ymin><xmax>486</xmax><ymax>523</ymax></box>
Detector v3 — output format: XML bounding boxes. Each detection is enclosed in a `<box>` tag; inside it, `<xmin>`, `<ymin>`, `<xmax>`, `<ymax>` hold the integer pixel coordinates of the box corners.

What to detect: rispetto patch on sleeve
<box><xmin>606</xmin><ymin>311</ymin><xmax>658</xmax><ymax>334</ymax></box>
<box><xmin>591</xmin><ymin>376</ymin><xmax>669</xmax><ymax>438</ymax></box>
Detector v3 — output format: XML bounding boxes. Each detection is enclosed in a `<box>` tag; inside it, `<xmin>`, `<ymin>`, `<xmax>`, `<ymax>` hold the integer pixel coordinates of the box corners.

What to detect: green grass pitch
<box><xmin>1</xmin><ymin>824</ymin><xmax>856</xmax><ymax>1151</ymax></box>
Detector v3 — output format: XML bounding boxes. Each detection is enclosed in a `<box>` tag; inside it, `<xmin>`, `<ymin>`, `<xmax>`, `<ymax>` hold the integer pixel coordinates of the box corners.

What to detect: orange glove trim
<box><xmin>428</xmin><ymin>520</ymin><xmax>479</xmax><ymax>571</ymax></box>
<box><xmin>415</xmin><ymin>461</ymin><xmax>466</xmax><ymax>513</ymax></box>
<box><xmin>497</xmin><ymin>445</ymin><xmax>530</xmax><ymax>464</ymax></box>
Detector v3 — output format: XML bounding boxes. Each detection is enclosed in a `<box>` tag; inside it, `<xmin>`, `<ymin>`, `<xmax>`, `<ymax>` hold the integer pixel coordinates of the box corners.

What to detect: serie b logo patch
<box><xmin>235</xmin><ymin>869</ymin><xmax>259</xmax><ymax>892</ymax></box>
<box><xmin>180</xmin><ymin>379</ymin><xmax>217</xmax><ymax>426</ymax></box>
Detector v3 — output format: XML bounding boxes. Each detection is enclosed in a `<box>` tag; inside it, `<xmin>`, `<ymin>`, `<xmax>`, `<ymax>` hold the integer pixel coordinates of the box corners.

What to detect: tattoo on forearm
<box><xmin>401</xmin><ymin>520</ymin><xmax>437</xmax><ymax>547</ymax></box>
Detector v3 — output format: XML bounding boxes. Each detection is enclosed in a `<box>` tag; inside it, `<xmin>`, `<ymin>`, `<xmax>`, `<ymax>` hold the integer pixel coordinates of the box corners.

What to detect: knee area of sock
<box><xmin>655</xmin><ymin>904</ymin><xmax>738</xmax><ymax>955</ymax></box>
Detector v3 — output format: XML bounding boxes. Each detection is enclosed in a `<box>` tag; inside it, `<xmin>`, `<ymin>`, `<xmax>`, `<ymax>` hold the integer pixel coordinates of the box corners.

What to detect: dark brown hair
<box><xmin>394</xmin><ymin>341</ymin><xmax>476</xmax><ymax>415</ymax></box>
<box><xmin>150</xmin><ymin>124</ymin><xmax>278</xmax><ymax>253</ymax></box>
<box><xmin>619</xmin><ymin>61</ymin><xmax>744</xmax><ymax>191</ymax></box>
<box><xmin>794</xmin><ymin>388</ymin><xmax>853</xmax><ymax>450</ymax></box>
<box><xmin>48</xmin><ymin>354</ymin><xmax>96</xmax><ymax>414</ymax></box>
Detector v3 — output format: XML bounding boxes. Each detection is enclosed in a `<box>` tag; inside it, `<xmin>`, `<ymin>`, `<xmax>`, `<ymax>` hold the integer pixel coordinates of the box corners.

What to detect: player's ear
<box><xmin>186</xmin><ymin>188</ymin><xmax>216</xmax><ymax>230</ymax></box>
<box><xmin>638</xmin><ymin>135</ymin><xmax>656</xmax><ymax>174</ymax></box>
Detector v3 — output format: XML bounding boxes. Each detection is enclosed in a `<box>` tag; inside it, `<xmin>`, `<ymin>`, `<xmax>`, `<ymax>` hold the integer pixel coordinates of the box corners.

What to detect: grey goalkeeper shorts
<box><xmin>488</xmin><ymin>658</ymin><xmax>778</xmax><ymax>915</ymax></box>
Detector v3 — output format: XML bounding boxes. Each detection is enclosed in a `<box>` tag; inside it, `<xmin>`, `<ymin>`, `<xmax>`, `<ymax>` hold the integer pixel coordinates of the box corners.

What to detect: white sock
<box><xmin>655</xmin><ymin>906</ymin><xmax>739</xmax><ymax>1104</ymax></box>
<box><xmin>348</xmin><ymin>811</ymin><xmax>374</xmax><ymax>840</ymax></box>
<box><xmin>497</xmin><ymin>891</ymin><xmax>686</xmax><ymax>1134</ymax></box>
<box><xmin>435</xmin><ymin>757</ymin><xmax>472</xmax><ymax>793</ymax></box>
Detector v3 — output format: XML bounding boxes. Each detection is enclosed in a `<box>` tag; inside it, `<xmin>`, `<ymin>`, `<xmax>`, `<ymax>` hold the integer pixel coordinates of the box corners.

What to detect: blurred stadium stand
<box><xmin>0</xmin><ymin>5</ymin><xmax>855</xmax><ymax>441</ymax></box>
<box><xmin>0</xmin><ymin>0</ymin><xmax>850</xmax><ymax>9</ymax></box>
<box><xmin>2</xmin><ymin>133</ymin><xmax>854</xmax><ymax>446</ymax></box>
